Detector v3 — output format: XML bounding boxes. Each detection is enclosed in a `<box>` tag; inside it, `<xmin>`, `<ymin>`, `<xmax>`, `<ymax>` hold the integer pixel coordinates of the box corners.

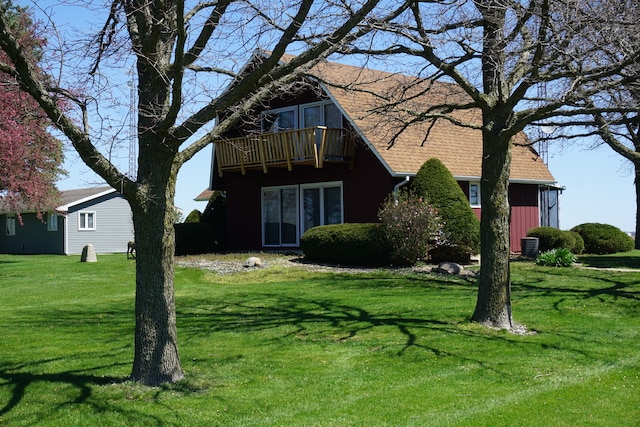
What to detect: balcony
<box><xmin>215</xmin><ymin>127</ymin><xmax>356</xmax><ymax>176</ymax></box>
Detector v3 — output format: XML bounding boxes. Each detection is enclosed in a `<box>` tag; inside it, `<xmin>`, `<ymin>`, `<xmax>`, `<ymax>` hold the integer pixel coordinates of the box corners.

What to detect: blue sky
<box><xmin>27</xmin><ymin>0</ymin><xmax>638</xmax><ymax>233</ymax></box>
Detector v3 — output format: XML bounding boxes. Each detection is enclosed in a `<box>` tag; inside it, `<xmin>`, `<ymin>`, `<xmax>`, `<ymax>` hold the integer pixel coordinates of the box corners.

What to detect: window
<box><xmin>301</xmin><ymin>182</ymin><xmax>343</xmax><ymax>234</ymax></box>
<box><xmin>261</xmin><ymin>182</ymin><xmax>344</xmax><ymax>247</ymax></box>
<box><xmin>78</xmin><ymin>211</ymin><xmax>96</xmax><ymax>230</ymax></box>
<box><xmin>47</xmin><ymin>212</ymin><xmax>58</xmax><ymax>232</ymax></box>
<box><xmin>262</xmin><ymin>107</ymin><xmax>297</xmax><ymax>132</ymax></box>
<box><xmin>262</xmin><ymin>101</ymin><xmax>342</xmax><ymax>132</ymax></box>
<box><xmin>300</xmin><ymin>102</ymin><xmax>341</xmax><ymax>128</ymax></box>
<box><xmin>6</xmin><ymin>214</ymin><xmax>15</xmax><ymax>236</ymax></box>
<box><xmin>469</xmin><ymin>183</ymin><xmax>481</xmax><ymax>207</ymax></box>
<box><xmin>262</xmin><ymin>186</ymin><xmax>299</xmax><ymax>247</ymax></box>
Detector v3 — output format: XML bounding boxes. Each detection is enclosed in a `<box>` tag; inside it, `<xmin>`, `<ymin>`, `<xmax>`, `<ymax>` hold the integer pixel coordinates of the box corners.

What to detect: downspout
<box><xmin>393</xmin><ymin>176</ymin><xmax>410</xmax><ymax>203</ymax></box>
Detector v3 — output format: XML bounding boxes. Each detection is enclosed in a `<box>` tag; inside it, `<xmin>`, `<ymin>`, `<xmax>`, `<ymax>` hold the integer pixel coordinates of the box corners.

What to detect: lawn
<box><xmin>0</xmin><ymin>252</ymin><xmax>639</xmax><ymax>426</ymax></box>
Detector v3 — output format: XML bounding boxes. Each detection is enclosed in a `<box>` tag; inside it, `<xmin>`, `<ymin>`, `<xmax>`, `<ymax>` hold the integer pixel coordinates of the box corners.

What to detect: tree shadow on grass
<box><xmin>577</xmin><ymin>253</ymin><xmax>640</xmax><ymax>269</ymax></box>
<box><xmin>0</xmin><ymin>359</ymin><xmax>125</xmax><ymax>417</ymax></box>
<box><xmin>177</xmin><ymin>282</ymin><xmax>518</xmax><ymax>363</ymax></box>
<box><xmin>513</xmin><ymin>268</ymin><xmax>640</xmax><ymax>304</ymax></box>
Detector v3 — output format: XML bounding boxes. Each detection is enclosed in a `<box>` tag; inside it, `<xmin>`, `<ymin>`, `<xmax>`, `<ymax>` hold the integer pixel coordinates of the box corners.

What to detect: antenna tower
<box><xmin>537</xmin><ymin>83</ymin><xmax>549</xmax><ymax>165</ymax></box>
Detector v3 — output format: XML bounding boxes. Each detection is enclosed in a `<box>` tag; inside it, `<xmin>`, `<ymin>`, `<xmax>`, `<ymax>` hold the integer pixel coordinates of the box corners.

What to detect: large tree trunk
<box><xmin>472</xmin><ymin>130</ymin><xmax>513</xmax><ymax>329</ymax></box>
<box><xmin>129</xmin><ymin>174</ymin><xmax>184</xmax><ymax>385</ymax></box>
<box><xmin>635</xmin><ymin>161</ymin><xmax>640</xmax><ymax>249</ymax></box>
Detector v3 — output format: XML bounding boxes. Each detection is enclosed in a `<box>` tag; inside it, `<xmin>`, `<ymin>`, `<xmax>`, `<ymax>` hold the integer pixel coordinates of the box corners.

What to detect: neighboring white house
<box><xmin>0</xmin><ymin>186</ymin><xmax>134</xmax><ymax>255</ymax></box>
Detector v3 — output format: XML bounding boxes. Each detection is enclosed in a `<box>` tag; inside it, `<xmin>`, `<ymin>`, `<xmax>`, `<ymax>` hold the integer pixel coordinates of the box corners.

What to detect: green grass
<box><xmin>1</xmin><ymin>252</ymin><xmax>639</xmax><ymax>426</ymax></box>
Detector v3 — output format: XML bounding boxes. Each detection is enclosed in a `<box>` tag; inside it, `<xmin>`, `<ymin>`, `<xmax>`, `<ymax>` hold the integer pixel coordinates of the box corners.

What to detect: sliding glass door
<box><xmin>262</xmin><ymin>186</ymin><xmax>299</xmax><ymax>247</ymax></box>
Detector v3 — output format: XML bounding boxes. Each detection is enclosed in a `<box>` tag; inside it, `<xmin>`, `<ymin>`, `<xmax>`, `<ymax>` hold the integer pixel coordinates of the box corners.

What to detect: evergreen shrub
<box><xmin>184</xmin><ymin>209</ymin><xmax>202</xmax><ymax>223</ymax></box>
<box><xmin>174</xmin><ymin>222</ymin><xmax>215</xmax><ymax>255</ymax></box>
<box><xmin>527</xmin><ymin>226</ymin><xmax>584</xmax><ymax>254</ymax></box>
<box><xmin>570</xmin><ymin>223</ymin><xmax>634</xmax><ymax>254</ymax></box>
<box><xmin>410</xmin><ymin>158</ymin><xmax>480</xmax><ymax>263</ymax></box>
<box><xmin>200</xmin><ymin>192</ymin><xmax>226</xmax><ymax>250</ymax></box>
<box><xmin>301</xmin><ymin>223</ymin><xmax>393</xmax><ymax>266</ymax></box>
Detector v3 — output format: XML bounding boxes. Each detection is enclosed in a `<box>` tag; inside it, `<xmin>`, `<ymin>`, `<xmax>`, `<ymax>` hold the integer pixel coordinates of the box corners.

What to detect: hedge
<box><xmin>301</xmin><ymin>223</ymin><xmax>393</xmax><ymax>266</ymax></box>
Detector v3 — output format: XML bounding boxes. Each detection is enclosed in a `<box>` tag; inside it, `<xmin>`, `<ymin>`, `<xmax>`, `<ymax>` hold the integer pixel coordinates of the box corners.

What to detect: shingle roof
<box><xmin>305</xmin><ymin>59</ymin><xmax>555</xmax><ymax>183</ymax></box>
<box><xmin>0</xmin><ymin>186</ymin><xmax>115</xmax><ymax>214</ymax></box>
<box><xmin>57</xmin><ymin>186</ymin><xmax>115</xmax><ymax>210</ymax></box>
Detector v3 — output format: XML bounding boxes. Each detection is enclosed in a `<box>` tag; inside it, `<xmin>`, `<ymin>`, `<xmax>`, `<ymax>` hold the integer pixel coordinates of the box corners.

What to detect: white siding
<box><xmin>66</xmin><ymin>193</ymin><xmax>134</xmax><ymax>254</ymax></box>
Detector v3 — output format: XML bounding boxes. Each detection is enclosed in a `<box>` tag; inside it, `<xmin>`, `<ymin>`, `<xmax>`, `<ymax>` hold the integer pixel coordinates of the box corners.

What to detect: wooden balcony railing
<box><xmin>215</xmin><ymin>127</ymin><xmax>356</xmax><ymax>176</ymax></box>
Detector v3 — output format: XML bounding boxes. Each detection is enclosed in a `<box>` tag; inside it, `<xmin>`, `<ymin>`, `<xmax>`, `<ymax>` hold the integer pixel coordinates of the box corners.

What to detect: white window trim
<box><xmin>262</xmin><ymin>100</ymin><xmax>339</xmax><ymax>132</ymax></box>
<box><xmin>261</xmin><ymin>185</ymin><xmax>300</xmax><ymax>248</ymax></box>
<box><xmin>300</xmin><ymin>100</ymin><xmax>335</xmax><ymax>128</ymax></box>
<box><xmin>469</xmin><ymin>182</ymin><xmax>481</xmax><ymax>207</ymax></box>
<box><xmin>300</xmin><ymin>181</ymin><xmax>344</xmax><ymax>234</ymax></box>
<box><xmin>78</xmin><ymin>211</ymin><xmax>96</xmax><ymax>231</ymax></box>
<box><xmin>47</xmin><ymin>212</ymin><xmax>58</xmax><ymax>232</ymax></box>
<box><xmin>6</xmin><ymin>214</ymin><xmax>16</xmax><ymax>236</ymax></box>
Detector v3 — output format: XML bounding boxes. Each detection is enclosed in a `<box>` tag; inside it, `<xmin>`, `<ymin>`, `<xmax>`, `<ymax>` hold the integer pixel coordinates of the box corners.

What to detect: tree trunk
<box><xmin>129</xmin><ymin>178</ymin><xmax>184</xmax><ymax>385</ymax></box>
<box><xmin>472</xmin><ymin>129</ymin><xmax>513</xmax><ymax>329</ymax></box>
<box><xmin>635</xmin><ymin>161</ymin><xmax>640</xmax><ymax>249</ymax></box>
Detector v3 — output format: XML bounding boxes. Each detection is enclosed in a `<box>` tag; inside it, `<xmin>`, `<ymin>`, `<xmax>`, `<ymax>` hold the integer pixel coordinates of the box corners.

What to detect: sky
<box><xmin>23</xmin><ymin>0</ymin><xmax>639</xmax><ymax>233</ymax></box>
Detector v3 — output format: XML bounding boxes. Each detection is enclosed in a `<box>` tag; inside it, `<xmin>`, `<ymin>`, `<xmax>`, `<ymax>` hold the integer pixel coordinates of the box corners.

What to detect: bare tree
<box><xmin>346</xmin><ymin>0</ymin><xmax>640</xmax><ymax>330</ymax></box>
<box><xmin>580</xmin><ymin>2</ymin><xmax>640</xmax><ymax>247</ymax></box>
<box><xmin>0</xmin><ymin>0</ymin><xmax>408</xmax><ymax>385</ymax></box>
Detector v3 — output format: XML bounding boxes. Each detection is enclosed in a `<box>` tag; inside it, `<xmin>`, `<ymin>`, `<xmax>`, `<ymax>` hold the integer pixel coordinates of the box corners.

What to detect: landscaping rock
<box><xmin>81</xmin><ymin>244</ymin><xmax>97</xmax><ymax>262</ymax></box>
<box><xmin>243</xmin><ymin>257</ymin><xmax>263</xmax><ymax>268</ymax></box>
<box><xmin>433</xmin><ymin>262</ymin><xmax>463</xmax><ymax>275</ymax></box>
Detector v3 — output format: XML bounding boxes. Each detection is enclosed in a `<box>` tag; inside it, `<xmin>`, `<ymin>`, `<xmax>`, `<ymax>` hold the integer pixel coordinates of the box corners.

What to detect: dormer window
<box><xmin>262</xmin><ymin>106</ymin><xmax>297</xmax><ymax>132</ymax></box>
<box><xmin>261</xmin><ymin>101</ymin><xmax>341</xmax><ymax>132</ymax></box>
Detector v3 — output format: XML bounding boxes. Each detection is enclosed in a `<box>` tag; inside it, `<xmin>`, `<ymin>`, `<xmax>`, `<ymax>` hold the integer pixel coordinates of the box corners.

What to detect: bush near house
<box><xmin>378</xmin><ymin>192</ymin><xmax>443</xmax><ymax>265</ymax></box>
<box><xmin>184</xmin><ymin>209</ymin><xmax>202</xmax><ymax>223</ymax></box>
<box><xmin>527</xmin><ymin>226</ymin><xmax>584</xmax><ymax>254</ymax></box>
<box><xmin>174</xmin><ymin>192</ymin><xmax>227</xmax><ymax>254</ymax></box>
<box><xmin>571</xmin><ymin>223</ymin><xmax>634</xmax><ymax>254</ymax></box>
<box><xmin>301</xmin><ymin>223</ymin><xmax>393</xmax><ymax>266</ymax></box>
<box><xmin>410</xmin><ymin>158</ymin><xmax>480</xmax><ymax>263</ymax></box>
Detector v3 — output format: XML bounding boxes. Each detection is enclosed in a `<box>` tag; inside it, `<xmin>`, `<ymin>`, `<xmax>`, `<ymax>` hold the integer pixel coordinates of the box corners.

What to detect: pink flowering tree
<box><xmin>378</xmin><ymin>192</ymin><xmax>443</xmax><ymax>265</ymax></box>
<box><xmin>0</xmin><ymin>4</ymin><xmax>63</xmax><ymax>216</ymax></box>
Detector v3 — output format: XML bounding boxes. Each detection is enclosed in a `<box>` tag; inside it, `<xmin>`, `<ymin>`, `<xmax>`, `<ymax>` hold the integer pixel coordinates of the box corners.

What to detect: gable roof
<box><xmin>300</xmin><ymin>57</ymin><xmax>555</xmax><ymax>183</ymax></box>
<box><xmin>0</xmin><ymin>186</ymin><xmax>117</xmax><ymax>214</ymax></box>
<box><xmin>56</xmin><ymin>186</ymin><xmax>116</xmax><ymax>211</ymax></box>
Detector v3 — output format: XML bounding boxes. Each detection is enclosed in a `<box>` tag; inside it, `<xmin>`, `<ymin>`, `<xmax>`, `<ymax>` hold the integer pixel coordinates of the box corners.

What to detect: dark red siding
<box><xmin>214</xmin><ymin>150</ymin><xmax>541</xmax><ymax>253</ymax></box>
<box><xmin>509</xmin><ymin>183</ymin><xmax>540</xmax><ymax>253</ymax></box>
<box><xmin>213</xmin><ymin>145</ymin><xmax>397</xmax><ymax>250</ymax></box>
<box><xmin>463</xmin><ymin>182</ymin><xmax>540</xmax><ymax>253</ymax></box>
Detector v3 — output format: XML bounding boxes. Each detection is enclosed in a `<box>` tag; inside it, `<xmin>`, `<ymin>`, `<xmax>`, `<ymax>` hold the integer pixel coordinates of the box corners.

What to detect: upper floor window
<box><xmin>262</xmin><ymin>107</ymin><xmax>297</xmax><ymax>132</ymax></box>
<box><xmin>6</xmin><ymin>214</ymin><xmax>15</xmax><ymax>236</ymax></box>
<box><xmin>262</xmin><ymin>101</ymin><xmax>341</xmax><ymax>133</ymax></box>
<box><xmin>469</xmin><ymin>183</ymin><xmax>481</xmax><ymax>207</ymax></box>
<box><xmin>78</xmin><ymin>211</ymin><xmax>96</xmax><ymax>231</ymax></box>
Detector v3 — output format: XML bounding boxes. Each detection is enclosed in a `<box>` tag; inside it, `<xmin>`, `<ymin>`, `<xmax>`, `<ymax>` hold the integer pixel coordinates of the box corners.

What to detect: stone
<box><xmin>433</xmin><ymin>262</ymin><xmax>463</xmax><ymax>275</ymax></box>
<box><xmin>243</xmin><ymin>257</ymin><xmax>263</xmax><ymax>268</ymax></box>
<box><xmin>81</xmin><ymin>244</ymin><xmax>97</xmax><ymax>262</ymax></box>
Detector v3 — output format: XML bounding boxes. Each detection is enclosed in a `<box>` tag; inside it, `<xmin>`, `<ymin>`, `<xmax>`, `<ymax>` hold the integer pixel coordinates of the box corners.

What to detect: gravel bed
<box><xmin>175</xmin><ymin>256</ymin><xmax>439</xmax><ymax>275</ymax></box>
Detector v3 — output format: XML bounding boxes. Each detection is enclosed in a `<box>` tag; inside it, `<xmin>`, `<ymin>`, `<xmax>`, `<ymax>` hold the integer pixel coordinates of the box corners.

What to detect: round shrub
<box><xmin>570</xmin><ymin>223</ymin><xmax>634</xmax><ymax>254</ymax></box>
<box><xmin>527</xmin><ymin>226</ymin><xmax>584</xmax><ymax>254</ymax></box>
<box><xmin>410</xmin><ymin>158</ymin><xmax>480</xmax><ymax>261</ymax></box>
<box><xmin>567</xmin><ymin>231</ymin><xmax>585</xmax><ymax>255</ymax></box>
<box><xmin>378</xmin><ymin>192</ymin><xmax>443</xmax><ymax>265</ymax></box>
<box><xmin>301</xmin><ymin>223</ymin><xmax>393</xmax><ymax>267</ymax></box>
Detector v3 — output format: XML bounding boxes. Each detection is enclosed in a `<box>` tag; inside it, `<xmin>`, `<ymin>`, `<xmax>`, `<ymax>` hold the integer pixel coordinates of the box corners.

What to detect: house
<box><xmin>197</xmin><ymin>55</ymin><xmax>560</xmax><ymax>253</ymax></box>
<box><xmin>0</xmin><ymin>186</ymin><xmax>134</xmax><ymax>255</ymax></box>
